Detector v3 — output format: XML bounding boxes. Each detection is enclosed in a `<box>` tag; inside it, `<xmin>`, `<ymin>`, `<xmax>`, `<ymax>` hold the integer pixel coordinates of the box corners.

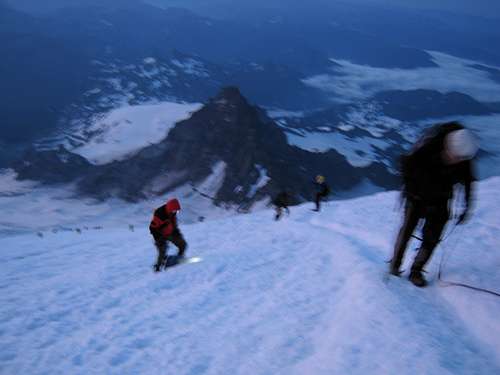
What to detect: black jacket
<box><xmin>401</xmin><ymin>122</ymin><xmax>475</xmax><ymax>205</ymax></box>
<box><xmin>273</xmin><ymin>191</ymin><xmax>290</xmax><ymax>208</ymax></box>
<box><xmin>314</xmin><ymin>182</ymin><xmax>330</xmax><ymax>196</ymax></box>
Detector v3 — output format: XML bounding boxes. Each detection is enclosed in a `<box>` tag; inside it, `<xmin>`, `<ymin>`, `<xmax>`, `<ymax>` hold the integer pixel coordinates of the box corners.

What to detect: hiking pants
<box><xmin>391</xmin><ymin>200</ymin><xmax>448</xmax><ymax>273</ymax></box>
<box><xmin>154</xmin><ymin>229</ymin><xmax>187</xmax><ymax>266</ymax></box>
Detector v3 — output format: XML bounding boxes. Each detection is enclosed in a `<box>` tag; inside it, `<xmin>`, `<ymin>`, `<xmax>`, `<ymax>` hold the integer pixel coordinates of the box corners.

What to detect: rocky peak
<box><xmin>214</xmin><ymin>86</ymin><xmax>246</xmax><ymax>103</ymax></box>
<box><xmin>13</xmin><ymin>87</ymin><xmax>398</xmax><ymax>206</ymax></box>
<box><xmin>207</xmin><ymin>86</ymin><xmax>252</xmax><ymax>115</ymax></box>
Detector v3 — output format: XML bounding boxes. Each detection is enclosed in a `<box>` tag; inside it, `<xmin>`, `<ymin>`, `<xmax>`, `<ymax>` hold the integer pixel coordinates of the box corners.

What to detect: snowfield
<box><xmin>71</xmin><ymin>102</ymin><xmax>201</xmax><ymax>165</ymax></box>
<box><xmin>0</xmin><ymin>178</ymin><xmax>499</xmax><ymax>374</ymax></box>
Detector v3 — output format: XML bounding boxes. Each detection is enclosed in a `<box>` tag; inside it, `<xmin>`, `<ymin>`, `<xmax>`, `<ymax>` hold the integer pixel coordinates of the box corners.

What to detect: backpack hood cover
<box><xmin>445</xmin><ymin>129</ymin><xmax>479</xmax><ymax>161</ymax></box>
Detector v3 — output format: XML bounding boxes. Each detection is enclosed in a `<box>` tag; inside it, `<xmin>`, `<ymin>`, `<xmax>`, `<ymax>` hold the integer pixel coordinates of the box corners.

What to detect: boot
<box><xmin>409</xmin><ymin>270</ymin><xmax>427</xmax><ymax>287</ymax></box>
<box><xmin>389</xmin><ymin>266</ymin><xmax>403</xmax><ymax>277</ymax></box>
<box><xmin>389</xmin><ymin>257</ymin><xmax>403</xmax><ymax>277</ymax></box>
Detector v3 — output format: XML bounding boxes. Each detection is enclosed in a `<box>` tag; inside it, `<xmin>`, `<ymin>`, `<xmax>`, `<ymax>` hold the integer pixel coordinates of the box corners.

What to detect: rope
<box><xmin>437</xmin><ymin>224</ymin><xmax>500</xmax><ymax>298</ymax></box>
<box><xmin>437</xmin><ymin>277</ymin><xmax>500</xmax><ymax>297</ymax></box>
<box><xmin>388</xmin><ymin>222</ymin><xmax>500</xmax><ymax>297</ymax></box>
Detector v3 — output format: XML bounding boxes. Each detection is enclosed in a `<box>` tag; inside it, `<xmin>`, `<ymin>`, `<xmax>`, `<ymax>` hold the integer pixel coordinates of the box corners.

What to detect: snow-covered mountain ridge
<box><xmin>11</xmin><ymin>88</ymin><xmax>398</xmax><ymax>206</ymax></box>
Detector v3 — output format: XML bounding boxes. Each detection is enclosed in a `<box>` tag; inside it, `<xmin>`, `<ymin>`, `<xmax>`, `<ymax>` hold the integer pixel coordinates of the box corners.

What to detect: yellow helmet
<box><xmin>316</xmin><ymin>175</ymin><xmax>325</xmax><ymax>183</ymax></box>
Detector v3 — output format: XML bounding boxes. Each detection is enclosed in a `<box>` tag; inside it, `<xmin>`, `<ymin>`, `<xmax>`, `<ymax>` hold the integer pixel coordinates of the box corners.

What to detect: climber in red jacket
<box><xmin>149</xmin><ymin>198</ymin><xmax>187</xmax><ymax>272</ymax></box>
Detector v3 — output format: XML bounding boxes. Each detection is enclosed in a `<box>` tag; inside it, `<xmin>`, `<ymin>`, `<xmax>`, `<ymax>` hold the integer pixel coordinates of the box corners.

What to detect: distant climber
<box><xmin>390</xmin><ymin>122</ymin><xmax>478</xmax><ymax>287</ymax></box>
<box><xmin>272</xmin><ymin>190</ymin><xmax>291</xmax><ymax>220</ymax></box>
<box><xmin>149</xmin><ymin>198</ymin><xmax>187</xmax><ymax>272</ymax></box>
<box><xmin>313</xmin><ymin>175</ymin><xmax>330</xmax><ymax>212</ymax></box>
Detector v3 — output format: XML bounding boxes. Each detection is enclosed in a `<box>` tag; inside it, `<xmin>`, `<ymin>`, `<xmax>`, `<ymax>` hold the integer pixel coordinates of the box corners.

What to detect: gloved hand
<box><xmin>456</xmin><ymin>209</ymin><xmax>470</xmax><ymax>225</ymax></box>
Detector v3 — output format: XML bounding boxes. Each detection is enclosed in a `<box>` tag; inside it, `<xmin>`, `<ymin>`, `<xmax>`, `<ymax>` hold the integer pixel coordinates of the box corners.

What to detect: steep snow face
<box><xmin>71</xmin><ymin>102</ymin><xmax>201</xmax><ymax>164</ymax></box>
<box><xmin>1</xmin><ymin>177</ymin><xmax>499</xmax><ymax>374</ymax></box>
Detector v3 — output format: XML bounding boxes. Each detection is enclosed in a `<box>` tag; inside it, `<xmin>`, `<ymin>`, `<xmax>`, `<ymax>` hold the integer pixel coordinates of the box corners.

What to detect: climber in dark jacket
<box><xmin>272</xmin><ymin>190</ymin><xmax>291</xmax><ymax>220</ymax></box>
<box><xmin>149</xmin><ymin>198</ymin><xmax>187</xmax><ymax>272</ymax></box>
<box><xmin>390</xmin><ymin>121</ymin><xmax>478</xmax><ymax>287</ymax></box>
<box><xmin>313</xmin><ymin>175</ymin><xmax>330</xmax><ymax>212</ymax></box>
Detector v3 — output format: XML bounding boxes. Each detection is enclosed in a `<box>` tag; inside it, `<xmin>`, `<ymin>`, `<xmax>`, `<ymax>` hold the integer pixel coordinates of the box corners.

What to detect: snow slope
<box><xmin>0</xmin><ymin>178</ymin><xmax>499</xmax><ymax>374</ymax></box>
<box><xmin>0</xmin><ymin>168</ymin><xmax>232</xmax><ymax>237</ymax></box>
